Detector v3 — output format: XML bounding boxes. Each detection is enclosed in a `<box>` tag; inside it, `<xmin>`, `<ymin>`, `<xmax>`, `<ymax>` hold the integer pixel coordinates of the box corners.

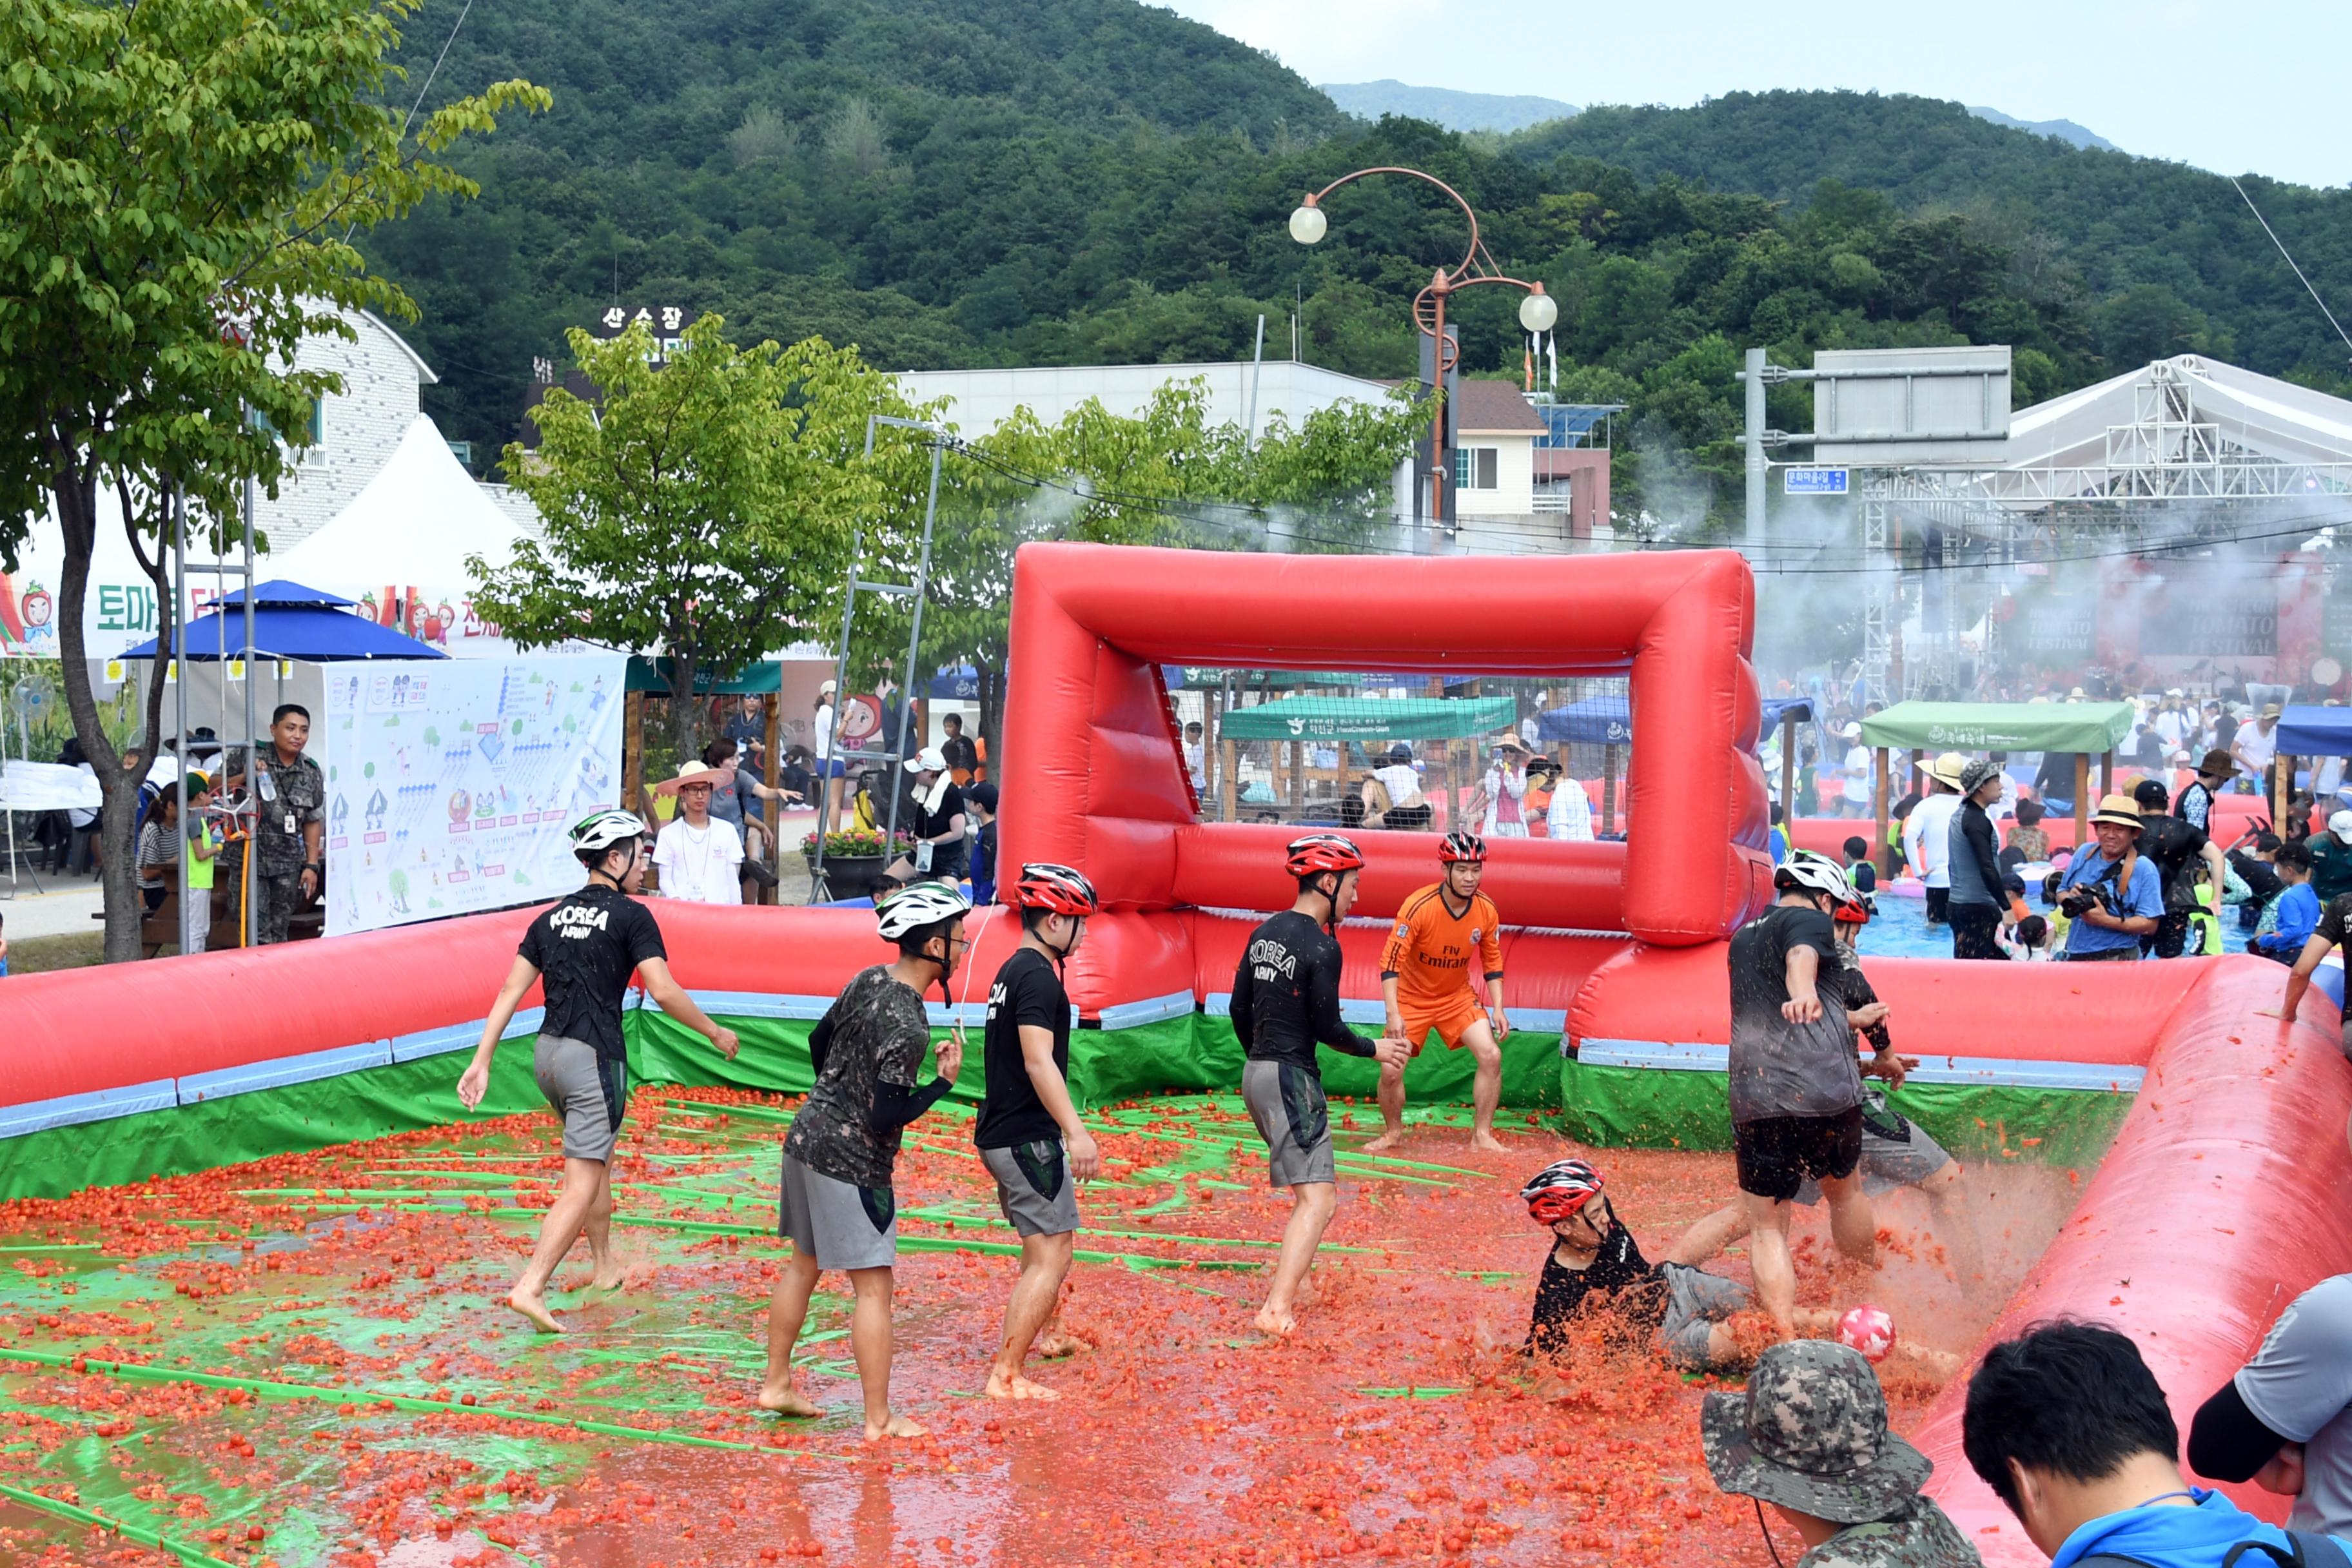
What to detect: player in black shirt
<box><xmin>1522</xmin><ymin>1159</ymin><xmax>1759</xmax><ymax>1371</ymax></box>
<box><xmin>1231</xmin><ymin>834</ymin><xmax>1409</xmax><ymax>1337</ymax></box>
<box><xmin>458</xmin><ymin>809</ymin><xmax>738</xmax><ymax>1333</ymax></box>
<box><xmin>976</xmin><ymin>864</ymin><xmax>1101</xmax><ymax>1400</ymax></box>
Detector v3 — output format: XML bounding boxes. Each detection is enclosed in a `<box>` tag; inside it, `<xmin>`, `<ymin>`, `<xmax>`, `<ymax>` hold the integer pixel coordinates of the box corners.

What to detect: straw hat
<box><xmin>1923</xmin><ymin>752</ymin><xmax>1969</xmax><ymax>789</ymax></box>
<box><xmin>656</xmin><ymin>760</ymin><xmax>719</xmax><ymax>795</ymax></box>
<box><xmin>2088</xmin><ymin>794</ymin><xmax>2143</xmax><ymax>829</ymax></box>
<box><xmin>1492</xmin><ymin>732</ymin><xmax>1533</xmax><ymax>755</ymax></box>
<box><xmin>2262</xmin><ymin>702</ymin><xmax>2283</xmax><ymax>719</ymax></box>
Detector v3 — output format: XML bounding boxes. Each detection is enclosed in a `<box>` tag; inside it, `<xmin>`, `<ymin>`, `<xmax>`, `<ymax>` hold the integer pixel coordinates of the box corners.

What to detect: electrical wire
<box><xmin>2233</xmin><ymin>177</ymin><xmax>2352</xmax><ymax>361</ymax></box>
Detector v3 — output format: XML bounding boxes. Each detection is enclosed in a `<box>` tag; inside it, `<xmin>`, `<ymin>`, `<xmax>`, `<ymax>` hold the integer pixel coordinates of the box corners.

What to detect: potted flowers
<box><xmin>803</xmin><ymin>827</ymin><xmax>892</xmax><ymax>900</ymax></box>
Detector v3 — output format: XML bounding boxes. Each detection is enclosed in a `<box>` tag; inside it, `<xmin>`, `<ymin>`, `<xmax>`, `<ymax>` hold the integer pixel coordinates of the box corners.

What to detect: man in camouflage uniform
<box><xmin>234</xmin><ymin>705</ymin><xmax>325</xmax><ymax>945</ymax></box>
<box><xmin>1703</xmin><ymin>1339</ymin><xmax>1983</xmax><ymax>1568</ymax></box>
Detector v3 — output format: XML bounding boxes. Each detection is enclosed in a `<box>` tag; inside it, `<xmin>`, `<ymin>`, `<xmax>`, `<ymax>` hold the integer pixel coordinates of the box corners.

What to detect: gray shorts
<box><xmin>980</xmin><ymin>1140</ymin><xmax>1081</xmax><ymax>1237</ymax></box>
<box><xmin>778</xmin><ymin>1152</ymin><xmax>898</xmax><ymax>1271</ymax></box>
<box><xmin>1241</xmin><ymin>1059</ymin><xmax>1337</xmax><ymax>1188</ymax></box>
<box><xmin>1793</xmin><ymin>1093</ymin><xmax>1951</xmax><ymax>1205</ymax></box>
<box><xmin>533</xmin><ymin>1034</ymin><xmax>626</xmax><ymax>1163</ymax></box>
<box><xmin>1658</xmin><ymin>1261</ymin><xmax>1751</xmax><ymax>1370</ymax></box>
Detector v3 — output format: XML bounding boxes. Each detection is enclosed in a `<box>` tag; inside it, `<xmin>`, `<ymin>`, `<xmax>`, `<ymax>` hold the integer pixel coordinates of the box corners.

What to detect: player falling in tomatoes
<box><xmin>1367</xmin><ymin>830</ymin><xmax>1510</xmax><ymax>1153</ymax></box>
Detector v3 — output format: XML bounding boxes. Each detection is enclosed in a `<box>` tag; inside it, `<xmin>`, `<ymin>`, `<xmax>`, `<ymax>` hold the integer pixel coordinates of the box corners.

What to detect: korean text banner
<box><xmin>321</xmin><ymin>654</ymin><xmax>625</xmax><ymax>937</ymax></box>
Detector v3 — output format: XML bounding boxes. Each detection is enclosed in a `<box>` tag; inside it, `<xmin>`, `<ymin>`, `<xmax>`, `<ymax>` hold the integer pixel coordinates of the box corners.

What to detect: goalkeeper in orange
<box><xmin>1368</xmin><ymin>830</ymin><xmax>1510</xmax><ymax>1153</ymax></box>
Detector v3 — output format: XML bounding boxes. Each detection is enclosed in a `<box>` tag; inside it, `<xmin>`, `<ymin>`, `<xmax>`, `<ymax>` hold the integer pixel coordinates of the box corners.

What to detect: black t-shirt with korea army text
<box><xmin>517</xmin><ymin>883</ymin><xmax>667</xmax><ymax>1061</ymax></box>
<box><xmin>1229</xmin><ymin>909</ymin><xmax>1377</xmax><ymax>1075</ymax></box>
<box><xmin>977</xmin><ymin>947</ymin><xmax>1070</xmax><ymax>1150</ymax></box>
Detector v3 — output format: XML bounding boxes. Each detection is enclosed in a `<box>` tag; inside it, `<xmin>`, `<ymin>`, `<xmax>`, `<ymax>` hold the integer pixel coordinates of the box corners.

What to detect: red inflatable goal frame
<box><xmin>999</xmin><ymin>543</ymin><xmax>1774</xmax><ymax>944</ymax></box>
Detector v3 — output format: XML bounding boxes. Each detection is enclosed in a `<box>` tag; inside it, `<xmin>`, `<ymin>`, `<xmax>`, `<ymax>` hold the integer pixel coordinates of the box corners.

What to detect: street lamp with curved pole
<box><xmin>1289</xmin><ymin>167</ymin><xmax>1556</xmax><ymax>525</ymax></box>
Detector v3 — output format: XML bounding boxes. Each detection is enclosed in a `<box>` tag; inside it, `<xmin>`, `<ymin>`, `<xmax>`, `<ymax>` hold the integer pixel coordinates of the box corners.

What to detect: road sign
<box><xmin>1784</xmin><ymin>467</ymin><xmax>1850</xmax><ymax>495</ymax></box>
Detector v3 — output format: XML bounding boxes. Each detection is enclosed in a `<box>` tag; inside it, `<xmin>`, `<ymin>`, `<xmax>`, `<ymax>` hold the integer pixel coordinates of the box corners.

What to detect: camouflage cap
<box><xmin>1700</xmin><ymin>1340</ymin><xmax>1931</xmax><ymax>1524</ymax></box>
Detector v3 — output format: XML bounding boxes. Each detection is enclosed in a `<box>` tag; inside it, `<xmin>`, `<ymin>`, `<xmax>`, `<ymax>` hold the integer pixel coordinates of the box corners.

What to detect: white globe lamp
<box><xmin>1518</xmin><ymin>288</ymin><xmax>1558</xmax><ymax>333</ymax></box>
<box><xmin>1288</xmin><ymin>202</ymin><xmax>1328</xmax><ymax>245</ymax></box>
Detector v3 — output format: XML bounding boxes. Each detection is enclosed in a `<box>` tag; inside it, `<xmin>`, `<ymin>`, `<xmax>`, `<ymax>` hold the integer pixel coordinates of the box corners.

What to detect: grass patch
<box><xmin>5</xmin><ymin>930</ymin><xmax>106</xmax><ymax>974</ymax></box>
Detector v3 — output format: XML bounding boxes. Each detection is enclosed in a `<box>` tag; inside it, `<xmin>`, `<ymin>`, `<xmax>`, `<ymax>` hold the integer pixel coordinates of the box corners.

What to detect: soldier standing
<box><xmin>239</xmin><ymin>703</ymin><xmax>326</xmax><ymax>945</ymax></box>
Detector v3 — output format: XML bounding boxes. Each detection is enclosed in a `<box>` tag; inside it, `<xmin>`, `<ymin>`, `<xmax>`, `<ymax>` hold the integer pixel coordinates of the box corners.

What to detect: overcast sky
<box><xmin>1163</xmin><ymin>0</ymin><xmax>2352</xmax><ymax>189</ymax></box>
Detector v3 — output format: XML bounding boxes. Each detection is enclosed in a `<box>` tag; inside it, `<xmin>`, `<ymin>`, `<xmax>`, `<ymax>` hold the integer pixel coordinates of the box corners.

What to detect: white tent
<box><xmin>1985</xmin><ymin>355</ymin><xmax>2352</xmax><ymax>505</ymax></box>
<box><xmin>264</xmin><ymin>413</ymin><xmax>540</xmax><ymax>658</ymax></box>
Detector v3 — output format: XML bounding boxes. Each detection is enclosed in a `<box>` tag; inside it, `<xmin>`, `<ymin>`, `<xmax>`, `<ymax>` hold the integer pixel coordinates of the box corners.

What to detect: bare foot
<box><xmin>1360</xmin><ymin>1130</ymin><xmax>1404</xmax><ymax>1153</ymax></box>
<box><xmin>1254</xmin><ymin>1304</ymin><xmax>1297</xmax><ymax>1337</ymax></box>
<box><xmin>983</xmin><ymin>1370</ymin><xmax>1061</xmax><ymax>1400</ymax></box>
<box><xmin>1034</xmin><ymin>1327</ymin><xmax>1084</xmax><ymax>1358</ymax></box>
<box><xmin>1469</xmin><ymin>1130</ymin><xmax>1506</xmax><ymax>1153</ymax></box>
<box><xmin>507</xmin><ymin>1287</ymin><xmax>564</xmax><ymax>1335</ymax></box>
<box><xmin>756</xmin><ymin>1381</ymin><xmax>822</xmax><ymax>1418</ymax></box>
<box><xmin>587</xmin><ymin>1263</ymin><xmax>625</xmax><ymax>1291</ymax></box>
<box><xmin>864</xmin><ymin>1413</ymin><xmax>927</xmax><ymax>1441</ymax></box>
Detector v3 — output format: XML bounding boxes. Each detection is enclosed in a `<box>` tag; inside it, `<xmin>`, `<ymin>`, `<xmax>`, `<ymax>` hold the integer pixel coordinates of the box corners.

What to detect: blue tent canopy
<box><xmin>123</xmin><ymin>580</ymin><xmax>446</xmax><ymax>663</ymax></box>
<box><xmin>929</xmin><ymin>667</ymin><xmax>985</xmax><ymax>700</ymax></box>
<box><xmin>1536</xmin><ymin>696</ymin><xmax>1631</xmax><ymax>745</ymax></box>
<box><xmin>2277</xmin><ymin>705</ymin><xmax>2352</xmax><ymax>758</ymax></box>
<box><xmin>1761</xmin><ymin>698</ymin><xmax>1813</xmax><ymax>734</ymax></box>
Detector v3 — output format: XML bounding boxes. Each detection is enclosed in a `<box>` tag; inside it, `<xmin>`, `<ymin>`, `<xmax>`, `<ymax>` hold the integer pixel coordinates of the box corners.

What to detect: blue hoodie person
<box><xmin>1964</xmin><ymin>1322</ymin><xmax>2352</xmax><ymax>1568</ymax></box>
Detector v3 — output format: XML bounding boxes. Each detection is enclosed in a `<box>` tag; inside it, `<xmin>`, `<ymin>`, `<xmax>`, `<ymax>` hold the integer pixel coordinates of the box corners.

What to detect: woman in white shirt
<box><xmin>652</xmin><ymin>761</ymin><xmax>745</xmax><ymax>904</ymax></box>
<box><xmin>1365</xmin><ymin>743</ymin><xmax>1431</xmax><ymax>830</ymax></box>
<box><xmin>1546</xmin><ymin>770</ymin><xmax>1594</xmax><ymax>841</ymax></box>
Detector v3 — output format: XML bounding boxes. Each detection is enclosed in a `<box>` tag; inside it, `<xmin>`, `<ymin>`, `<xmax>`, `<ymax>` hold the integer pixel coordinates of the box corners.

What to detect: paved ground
<box><xmin>0</xmin><ymin>877</ymin><xmax>104</xmax><ymax>939</ymax></box>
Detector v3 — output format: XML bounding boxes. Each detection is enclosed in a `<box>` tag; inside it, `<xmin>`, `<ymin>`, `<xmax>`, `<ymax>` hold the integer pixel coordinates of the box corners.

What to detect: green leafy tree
<box><xmin>0</xmin><ymin>0</ymin><xmax>543</xmax><ymax>960</ymax></box>
<box><xmin>848</xmin><ymin>379</ymin><xmax>1421</xmax><ymax>770</ymax></box>
<box><xmin>473</xmin><ymin>316</ymin><xmax>922</xmax><ymax>760</ymax></box>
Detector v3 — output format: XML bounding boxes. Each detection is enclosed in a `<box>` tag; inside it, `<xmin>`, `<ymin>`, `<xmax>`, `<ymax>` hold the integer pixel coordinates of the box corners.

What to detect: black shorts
<box><xmin>1382</xmin><ymin>803</ymin><xmax>1433</xmax><ymax>832</ymax></box>
<box><xmin>1735</xmin><ymin>1106</ymin><xmax>1864</xmax><ymax>1202</ymax></box>
<box><xmin>1923</xmin><ymin>887</ymin><xmax>1949</xmax><ymax>923</ymax></box>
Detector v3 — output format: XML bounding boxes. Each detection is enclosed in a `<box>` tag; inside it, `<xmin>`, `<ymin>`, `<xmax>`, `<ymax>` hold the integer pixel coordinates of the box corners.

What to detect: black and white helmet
<box><xmin>874</xmin><ymin>880</ymin><xmax>973</xmax><ymax>941</ymax></box>
<box><xmin>569</xmin><ymin>808</ymin><xmax>648</xmax><ymax>864</ymax></box>
<box><xmin>1774</xmin><ymin>848</ymin><xmax>1854</xmax><ymax>906</ymax></box>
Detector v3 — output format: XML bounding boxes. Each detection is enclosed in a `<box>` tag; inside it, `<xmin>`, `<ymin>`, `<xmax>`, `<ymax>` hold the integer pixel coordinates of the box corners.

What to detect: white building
<box><xmin>255</xmin><ymin>308</ymin><xmax>444</xmax><ymax>552</ymax></box>
<box><xmin>897</xmin><ymin>359</ymin><xmax>1400</xmax><ymax>443</ymax></box>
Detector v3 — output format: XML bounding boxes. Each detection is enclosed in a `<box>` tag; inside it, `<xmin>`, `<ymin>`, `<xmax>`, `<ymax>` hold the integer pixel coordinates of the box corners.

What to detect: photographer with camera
<box><xmin>2052</xmin><ymin>796</ymin><xmax>2164</xmax><ymax>961</ymax></box>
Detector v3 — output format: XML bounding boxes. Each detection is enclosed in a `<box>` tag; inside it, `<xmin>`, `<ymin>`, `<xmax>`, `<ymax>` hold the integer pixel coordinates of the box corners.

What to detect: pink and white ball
<box><xmin>1837</xmin><ymin>1305</ymin><xmax>1897</xmax><ymax>1363</ymax></box>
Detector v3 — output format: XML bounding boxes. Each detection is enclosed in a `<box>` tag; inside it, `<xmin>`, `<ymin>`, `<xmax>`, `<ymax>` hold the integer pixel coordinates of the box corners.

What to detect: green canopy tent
<box><xmin>1211</xmin><ymin>694</ymin><xmax>1518</xmax><ymax>821</ymax></box>
<box><xmin>1218</xmin><ymin>694</ymin><xmax>1516</xmax><ymax>743</ymax></box>
<box><xmin>1858</xmin><ymin>700</ymin><xmax>2136</xmax><ymax>868</ymax></box>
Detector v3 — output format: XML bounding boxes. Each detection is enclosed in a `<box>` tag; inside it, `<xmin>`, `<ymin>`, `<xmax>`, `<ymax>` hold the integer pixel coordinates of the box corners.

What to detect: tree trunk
<box><xmin>48</xmin><ymin>464</ymin><xmax>143</xmax><ymax>961</ymax></box>
<box><xmin>666</xmin><ymin>646</ymin><xmax>705</xmax><ymax>767</ymax></box>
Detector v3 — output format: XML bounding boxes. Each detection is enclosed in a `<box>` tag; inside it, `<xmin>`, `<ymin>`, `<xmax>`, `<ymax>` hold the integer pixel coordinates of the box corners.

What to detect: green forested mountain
<box><xmin>364</xmin><ymin>3</ymin><xmax>2352</xmax><ymax>532</ymax></box>
<box><xmin>1507</xmin><ymin>92</ymin><xmax>2352</xmax><ymax>387</ymax></box>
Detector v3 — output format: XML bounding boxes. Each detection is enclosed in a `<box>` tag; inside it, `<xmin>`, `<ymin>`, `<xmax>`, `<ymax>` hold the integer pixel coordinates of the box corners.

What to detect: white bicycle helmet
<box><xmin>569</xmin><ymin>808</ymin><xmax>649</xmax><ymax>864</ymax></box>
<box><xmin>874</xmin><ymin>880</ymin><xmax>973</xmax><ymax>942</ymax></box>
<box><xmin>1775</xmin><ymin>847</ymin><xmax>1854</xmax><ymax>906</ymax></box>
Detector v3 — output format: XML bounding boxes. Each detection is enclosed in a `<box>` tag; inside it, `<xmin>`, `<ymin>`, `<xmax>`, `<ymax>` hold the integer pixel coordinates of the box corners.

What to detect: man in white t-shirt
<box><xmin>1903</xmin><ymin>752</ymin><xmax>1966</xmax><ymax>926</ymax></box>
<box><xmin>652</xmin><ymin>761</ymin><xmax>746</xmax><ymax>905</ymax></box>
<box><xmin>2235</xmin><ymin>703</ymin><xmax>2282</xmax><ymax>797</ymax></box>
<box><xmin>1838</xmin><ymin>722</ymin><xmax>1871</xmax><ymax>817</ymax></box>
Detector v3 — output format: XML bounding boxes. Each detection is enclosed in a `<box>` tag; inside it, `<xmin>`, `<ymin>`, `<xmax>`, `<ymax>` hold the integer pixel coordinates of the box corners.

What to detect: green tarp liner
<box><xmin>625</xmin><ymin>656</ymin><xmax>784</xmax><ymax>696</ymax></box>
<box><xmin>1861</xmin><ymin>700</ymin><xmax>2135</xmax><ymax>755</ymax></box>
<box><xmin>1219</xmin><ymin>694</ymin><xmax>1517</xmax><ymax>743</ymax></box>
<box><xmin>1</xmin><ymin>1008</ymin><xmax>2130</xmax><ymax>1202</ymax></box>
<box><xmin>1556</xmin><ymin>1056</ymin><xmax>2132</xmax><ymax>1170</ymax></box>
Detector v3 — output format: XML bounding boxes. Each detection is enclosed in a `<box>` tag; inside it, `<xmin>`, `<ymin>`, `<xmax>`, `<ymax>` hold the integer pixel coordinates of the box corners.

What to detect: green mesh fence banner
<box><xmin>0</xmin><ymin>1045</ymin><xmax>545</xmax><ymax>1203</ymax></box>
<box><xmin>1555</xmin><ymin>1057</ymin><xmax>2133</xmax><ymax>1169</ymax></box>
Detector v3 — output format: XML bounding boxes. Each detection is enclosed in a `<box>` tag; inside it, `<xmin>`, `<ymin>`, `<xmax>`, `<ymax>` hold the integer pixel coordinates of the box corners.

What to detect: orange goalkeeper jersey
<box><xmin>1380</xmin><ymin>883</ymin><xmax>1504</xmax><ymax>1008</ymax></box>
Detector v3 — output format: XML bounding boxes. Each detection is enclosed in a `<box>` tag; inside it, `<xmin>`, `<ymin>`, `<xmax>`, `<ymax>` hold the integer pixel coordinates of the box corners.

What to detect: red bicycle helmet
<box><xmin>1439</xmin><ymin>830</ymin><xmax>1487</xmax><ymax>865</ymax></box>
<box><xmin>1286</xmin><ymin>832</ymin><xmax>1365</xmax><ymax>878</ymax></box>
<box><xmin>1012</xmin><ymin>862</ymin><xmax>1100</xmax><ymax>917</ymax></box>
<box><xmin>1521</xmin><ymin>1158</ymin><xmax>1604</xmax><ymax>1224</ymax></box>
